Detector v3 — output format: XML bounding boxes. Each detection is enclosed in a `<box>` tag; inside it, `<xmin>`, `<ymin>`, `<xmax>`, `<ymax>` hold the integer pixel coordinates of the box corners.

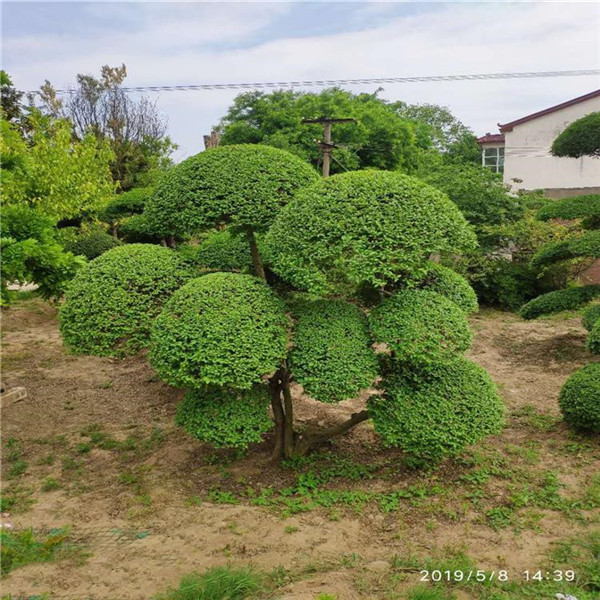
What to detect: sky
<box><xmin>2</xmin><ymin>1</ymin><xmax>600</xmax><ymax>161</ymax></box>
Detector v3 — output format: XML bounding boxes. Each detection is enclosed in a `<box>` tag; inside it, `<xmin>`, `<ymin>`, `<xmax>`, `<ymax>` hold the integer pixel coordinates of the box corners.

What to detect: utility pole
<box><xmin>302</xmin><ymin>118</ymin><xmax>356</xmax><ymax>178</ymax></box>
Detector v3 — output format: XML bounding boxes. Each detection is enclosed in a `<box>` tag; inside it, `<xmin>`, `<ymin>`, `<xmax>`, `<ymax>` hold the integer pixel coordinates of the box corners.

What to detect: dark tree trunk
<box><xmin>246</xmin><ymin>228</ymin><xmax>266</xmax><ymax>281</ymax></box>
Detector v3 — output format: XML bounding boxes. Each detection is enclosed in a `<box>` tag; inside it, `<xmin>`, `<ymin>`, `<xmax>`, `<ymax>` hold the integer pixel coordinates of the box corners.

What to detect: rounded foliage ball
<box><xmin>66</xmin><ymin>229</ymin><xmax>122</xmax><ymax>260</ymax></box>
<box><xmin>149</xmin><ymin>273</ymin><xmax>288</xmax><ymax>390</ymax></box>
<box><xmin>144</xmin><ymin>144</ymin><xmax>318</xmax><ymax>236</ymax></box>
<box><xmin>582</xmin><ymin>304</ymin><xmax>600</xmax><ymax>332</ymax></box>
<box><xmin>369</xmin><ymin>358</ymin><xmax>504</xmax><ymax>464</ymax></box>
<box><xmin>177</xmin><ymin>229</ymin><xmax>253</xmax><ymax>274</ymax></box>
<box><xmin>409</xmin><ymin>262</ymin><xmax>478</xmax><ymax>313</ymax></box>
<box><xmin>368</xmin><ymin>289</ymin><xmax>472</xmax><ymax>365</ymax></box>
<box><xmin>175</xmin><ymin>385</ymin><xmax>273</xmax><ymax>449</ymax></box>
<box><xmin>264</xmin><ymin>170</ymin><xmax>477</xmax><ymax>294</ymax></box>
<box><xmin>520</xmin><ymin>285</ymin><xmax>600</xmax><ymax>320</ymax></box>
<box><xmin>558</xmin><ymin>363</ymin><xmax>600</xmax><ymax>432</ymax></box>
<box><xmin>59</xmin><ymin>244</ymin><xmax>190</xmax><ymax>357</ymax></box>
<box><xmin>289</xmin><ymin>299</ymin><xmax>378</xmax><ymax>403</ymax></box>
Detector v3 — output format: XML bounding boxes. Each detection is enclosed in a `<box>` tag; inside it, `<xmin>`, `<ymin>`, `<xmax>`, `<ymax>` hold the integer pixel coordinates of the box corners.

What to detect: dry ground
<box><xmin>1</xmin><ymin>299</ymin><xmax>599</xmax><ymax>600</ymax></box>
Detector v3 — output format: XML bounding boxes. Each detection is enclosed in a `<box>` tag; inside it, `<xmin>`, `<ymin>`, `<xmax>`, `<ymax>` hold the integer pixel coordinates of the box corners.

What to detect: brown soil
<box><xmin>1</xmin><ymin>300</ymin><xmax>599</xmax><ymax>599</ymax></box>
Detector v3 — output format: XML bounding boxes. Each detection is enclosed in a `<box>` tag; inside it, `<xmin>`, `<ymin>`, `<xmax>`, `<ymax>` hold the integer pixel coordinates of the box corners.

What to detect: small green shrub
<box><xmin>145</xmin><ymin>144</ymin><xmax>318</xmax><ymax>237</ymax></box>
<box><xmin>264</xmin><ymin>170</ymin><xmax>477</xmax><ymax>294</ymax></box>
<box><xmin>559</xmin><ymin>363</ymin><xmax>600</xmax><ymax>432</ymax></box>
<box><xmin>537</xmin><ymin>194</ymin><xmax>600</xmax><ymax>222</ymax></box>
<box><xmin>155</xmin><ymin>565</ymin><xmax>264</xmax><ymax>600</ymax></box>
<box><xmin>100</xmin><ymin>187</ymin><xmax>152</xmax><ymax>222</ymax></box>
<box><xmin>369</xmin><ymin>357</ymin><xmax>504</xmax><ymax>463</ymax></box>
<box><xmin>175</xmin><ymin>386</ymin><xmax>272</xmax><ymax>449</ymax></box>
<box><xmin>66</xmin><ymin>229</ymin><xmax>122</xmax><ymax>260</ymax></box>
<box><xmin>149</xmin><ymin>273</ymin><xmax>288</xmax><ymax>390</ymax></box>
<box><xmin>582</xmin><ymin>304</ymin><xmax>600</xmax><ymax>331</ymax></box>
<box><xmin>531</xmin><ymin>231</ymin><xmax>600</xmax><ymax>268</ymax></box>
<box><xmin>178</xmin><ymin>230</ymin><xmax>253</xmax><ymax>274</ymax></box>
<box><xmin>368</xmin><ymin>289</ymin><xmax>472</xmax><ymax>366</ymax></box>
<box><xmin>409</xmin><ymin>262</ymin><xmax>478</xmax><ymax>313</ymax></box>
<box><xmin>59</xmin><ymin>244</ymin><xmax>189</xmax><ymax>357</ymax></box>
<box><xmin>588</xmin><ymin>319</ymin><xmax>600</xmax><ymax>354</ymax></box>
<box><xmin>520</xmin><ymin>285</ymin><xmax>600</xmax><ymax>320</ymax></box>
<box><xmin>551</xmin><ymin>113</ymin><xmax>600</xmax><ymax>158</ymax></box>
<box><xmin>289</xmin><ymin>299</ymin><xmax>378</xmax><ymax>403</ymax></box>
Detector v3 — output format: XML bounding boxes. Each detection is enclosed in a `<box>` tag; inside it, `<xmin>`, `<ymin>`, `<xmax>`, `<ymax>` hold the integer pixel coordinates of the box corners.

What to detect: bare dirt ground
<box><xmin>1</xmin><ymin>299</ymin><xmax>599</xmax><ymax>599</ymax></box>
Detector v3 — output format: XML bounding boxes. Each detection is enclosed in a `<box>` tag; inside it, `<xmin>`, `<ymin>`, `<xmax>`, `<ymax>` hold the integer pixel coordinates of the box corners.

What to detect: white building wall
<box><xmin>503</xmin><ymin>96</ymin><xmax>600</xmax><ymax>193</ymax></box>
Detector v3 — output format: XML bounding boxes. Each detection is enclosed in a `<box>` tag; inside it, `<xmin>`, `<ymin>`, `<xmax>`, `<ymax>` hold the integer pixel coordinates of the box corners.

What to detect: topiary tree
<box><xmin>143</xmin><ymin>144</ymin><xmax>319</xmax><ymax>276</ymax></box>
<box><xmin>145</xmin><ymin>169</ymin><xmax>502</xmax><ymax>462</ymax></box>
<box><xmin>65</xmin><ymin>229</ymin><xmax>122</xmax><ymax>260</ymax></box>
<box><xmin>59</xmin><ymin>244</ymin><xmax>189</xmax><ymax>357</ymax></box>
<box><xmin>551</xmin><ymin>112</ymin><xmax>600</xmax><ymax>158</ymax></box>
<box><xmin>99</xmin><ymin>187</ymin><xmax>153</xmax><ymax>238</ymax></box>
<box><xmin>558</xmin><ymin>363</ymin><xmax>600</xmax><ymax>433</ymax></box>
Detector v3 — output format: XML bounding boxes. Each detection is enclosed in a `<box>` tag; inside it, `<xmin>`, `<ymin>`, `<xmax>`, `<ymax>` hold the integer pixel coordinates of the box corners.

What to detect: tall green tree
<box><xmin>217</xmin><ymin>88</ymin><xmax>418</xmax><ymax>173</ymax></box>
<box><xmin>0</xmin><ymin>71</ymin><xmax>24</xmax><ymax>124</ymax></box>
<box><xmin>38</xmin><ymin>64</ymin><xmax>176</xmax><ymax>191</ymax></box>
<box><xmin>551</xmin><ymin>112</ymin><xmax>600</xmax><ymax>158</ymax></box>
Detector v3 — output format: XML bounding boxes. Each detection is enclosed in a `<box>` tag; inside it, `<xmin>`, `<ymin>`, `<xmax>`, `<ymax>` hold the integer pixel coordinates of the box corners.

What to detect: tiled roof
<box><xmin>477</xmin><ymin>133</ymin><xmax>505</xmax><ymax>144</ymax></box>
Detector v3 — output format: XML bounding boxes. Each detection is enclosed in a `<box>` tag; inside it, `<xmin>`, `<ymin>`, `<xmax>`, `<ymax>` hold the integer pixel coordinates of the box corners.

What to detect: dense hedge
<box><xmin>582</xmin><ymin>304</ymin><xmax>600</xmax><ymax>332</ymax></box>
<box><xmin>551</xmin><ymin>112</ymin><xmax>600</xmax><ymax>158</ymax></box>
<box><xmin>369</xmin><ymin>358</ymin><xmax>504</xmax><ymax>463</ymax></box>
<box><xmin>144</xmin><ymin>144</ymin><xmax>318</xmax><ymax>237</ymax></box>
<box><xmin>149</xmin><ymin>273</ymin><xmax>288</xmax><ymax>390</ymax></box>
<box><xmin>537</xmin><ymin>194</ymin><xmax>600</xmax><ymax>222</ymax></box>
<box><xmin>175</xmin><ymin>385</ymin><xmax>273</xmax><ymax>449</ymax></box>
<box><xmin>558</xmin><ymin>363</ymin><xmax>600</xmax><ymax>432</ymax></box>
<box><xmin>66</xmin><ymin>230</ymin><xmax>122</xmax><ymax>260</ymax></box>
<box><xmin>100</xmin><ymin>187</ymin><xmax>152</xmax><ymax>222</ymax></box>
<box><xmin>177</xmin><ymin>230</ymin><xmax>253</xmax><ymax>274</ymax></box>
<box><xmin>587</xmin><ymin>319</ymin><xmax>600</xmax><ymax>355</ymax></box>
<box><xmin>409</xmin><ymin>262</ymin><xmax>478</xmax><ymax>313</ymax></box>
<box><xmin>369</xmin><ymin>289</ymin><xmax>472</xmax><ymax>365</ymax></box>
<box><xmin>265</xmin><ymin>170</ymin><xmax>477</xmax><ymax>294</ymax></box>
<box><xmin>289</xmin><ymin>299</ymin><xmax>378</xmax><ymax>403</ymax></box>
<box><xmin>59</xmin><ymin>244</ymin><xmax>189</xmax><ymax>357</ymax></box>
<box><xmin>531</xmin><ymin>231</ymin><xmax>600</xmax><ymax>268</ymax></box>
<box><xmin>520</xmin><ymin>285</ymin><xmax>600</xmax><ymax>320</ymax></box>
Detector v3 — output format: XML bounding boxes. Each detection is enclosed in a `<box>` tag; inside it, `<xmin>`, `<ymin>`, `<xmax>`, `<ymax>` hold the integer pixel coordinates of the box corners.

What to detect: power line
<box><xmin>27</xmin><ymin>69</ymin><xmax>600</xmax><ymax>95</ymax></box>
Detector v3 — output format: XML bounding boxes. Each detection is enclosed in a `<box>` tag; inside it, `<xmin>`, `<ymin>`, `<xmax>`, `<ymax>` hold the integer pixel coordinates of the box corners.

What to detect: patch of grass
<box><xmin>185</xmin><ymin>495</ymin><xmax>203</xmax><ymax>507</ymax></box>
<box><xmin>4</xmin><ymin>438</ymin><xmax>27</xmax><ymax>479</ymax></box>
<box><xmin>7</xmin><ymin>460</ymin><xmax>27</xmax><ymax>479</ymax></box>
<box><xmin>405</xmin><ymin>586</ymin><xmax>454</xmax><ymax>600</ymax></box>
<box><xmin>206</xmin><ymin>489</ymin><xmax>240</xmax><ymax>505</ymax></box>
<box><xmin>41</xmin><ymin>477</ymin><xmax>61</xmax><ymax>492</ymax></box>
<box><xmin>284</xmin><ymin>525</ymin><xmax>298</xmax><ymax>534</ymax></box>
<box><xmin>155</xmin><ymin>565</ymin><xmax>265</xmax><ymax>600</ymax></box>
<box><xmin>0</xmin><ymin>527</ymin><xmax>78</xmax><ymax>576</ymax></box>
<box><xmin>0</xmin><ymin>486</ymin><xmax>35</xmax><ymax>513</ymax></box>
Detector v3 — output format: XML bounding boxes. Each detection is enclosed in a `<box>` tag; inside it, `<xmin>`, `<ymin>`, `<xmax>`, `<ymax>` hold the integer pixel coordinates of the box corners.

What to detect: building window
<box><xmin>482</xmin><ymin>147</ymin><xmax>504</xmax><ymax>174</ymax></box>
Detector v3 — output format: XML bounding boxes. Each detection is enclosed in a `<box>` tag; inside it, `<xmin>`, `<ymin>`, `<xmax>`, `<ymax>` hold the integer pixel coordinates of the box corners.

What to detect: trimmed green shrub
<box><xmin>100</xmin><ymin>187</ymin><xmax>152</xmax><ymax>222</ymax></box>
<box><xmin>588</xmin><ymin>319</ymin><xmax>600</xmax><ymax>354</ymax></box>
<box><xmin>520</xmin><ymin>285</ymin><xmax>600</xmax><ymax>320</ymax></box>
<box><xmin>369</xmin><ymin>289</ymin><xmax>472</xmax><ymax>366</ymax></box>
<box><xmin>118</xmin><ymin>213</ymin><xmax>163</xmax><ymax>243</ymax></box>
<box><xmin>177</xmin><ymin>230</ymin><xmax>253</xmax><ymax>274</ymax></box>
<box><xmin>149</xmin><ymin>273</ymin><xmax>288</xmax><ymax>390</ymax></box>
<box><xmin>582</xmin><ymin>304</ymin><xmax>600</xmax><ymax>331</ymax></box>
<box><xmin>369</xmin><ymin>357</ymin><xmax>504</xmax><ymax>463</ymax></box>
<box><xmin>558</xmin><ymin>363</ymin><xmax>600</xmax><ymax>432</ymax></box>
<box><xmin>409</xmin><ymin>262</ymin><xmax>478</xmax><ymax>313</ymax></box>
<box><xmin>66</xmin><ymin>229</ymin><xmax>122</xmax><ymax>260</ymax></box>
<box><xmin>531</xmin><ymin>231</ymin><xmax>600</xmax><ymax>268</ymax></box>
<box><xmin>265</xmin><ymin>170</ymin><xmax>477</xmax><ymax>294</ymax></box>
<box><xmin>551</xmin><ymin>112</ymin><xmax>600</xmax><ymax>158</ymax></box>
<box><xmin>537</xmin><ymin>194</ymin><xmax>600</xmax><ymax>222</ymax></box>
<box><xmin>59</xmin><ymin>244</ymin><xmax>189</xmax><ymax>357</ymax></box>
<box><xmin>175</xmin><ymin>385</ymin><xmax>272</xmax><ymax>449</ymax></box>
<box><xmin>144</xmin><ymin>144</ymin><xmax>318</xmax><ymax>237</ymax></box>
<box><xmin>289</xmin><ymin>299</ymin><xmax>378</xmax><ymax>403</ymax></box>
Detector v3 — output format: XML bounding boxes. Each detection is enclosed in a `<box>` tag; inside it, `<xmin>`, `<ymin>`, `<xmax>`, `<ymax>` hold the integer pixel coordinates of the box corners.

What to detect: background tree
<box><xmin>217</xmin><ymin>88</ymin><xmax>418</xmax><ymax>173</ymax></box>
<box><xmin>0</xmin><ymin>70</ymin><xmax>24</xmax><ymax>124</ymax></box>
<box><xmin>551</xmin><ymin>112</ymin><xmax>600</xmax><ymax>158</ymax></box>
<box><xmin>61</xmin><ymin>157</ymin><xmax>504</xmax><ymax>465</ymax></box>
<box><xmin>38</xmin><ymin>64</ymin><xmax>176</xmax><ymax>191</ymax></box>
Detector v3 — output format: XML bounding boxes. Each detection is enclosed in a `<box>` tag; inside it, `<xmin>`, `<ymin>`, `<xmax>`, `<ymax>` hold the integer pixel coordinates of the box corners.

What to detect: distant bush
<box><xmin>369</xmin><ymin>289</ymin><xmax>472</xmax><ymax>366</ymax></box>
<box><xmin>289</xmin><ymin>299</ymin><xmax>378</xmax><ymax>403</ymax></box>
<box><xmin>551</xmin><ymin>113</ymin><xmax>600</xmax><ymax>158</ymax></box>
<box><xmin>66</xmin><ymin>229</ymin><xmax>121</xmax><ymax>260</ymax></box>
<box><xmin>537</xmin><ymin>194</ymin><xmax>600</xmax><ymax>222</ymax></box>
<box><xmin>149</xmin><ymin>273</ymin><xmax>288</xmax><ymax>390</ymax></box>
<box><xmin>60</xmin><ymin>244</ymin><xmax>189</xmax><ymax>357</ymax></box>
<box><xmin>558</xmin><ymin>363</ymin><xmax>600</xmax><ymax>432</ymax></box>
<box><xmin>531</xmin><ymin>231</ymin><xmax>600</xmax><ymax>268</ymax></box>
<box><xmin>369</xmin><ymin>358</ymin><xmax>504</xmax><ymax>464</ymax></box>
<box><xmin>582</xmin><ymin>304</ymin><xmax>600</xmax><ymax>332</ymax></box>
<box><xmin>177</xmin><ymin>230</ymin><xmax>253</xmax><ymax>273</ymax></box>
<box><xmin>587</xmin><ymin>319</ymin><xmax>600</xmax><ymax>355</ymax></box>
<box><xmin>175</xmin><ymin>386</ymin><xmax>272</xmax><ymax>449</ymax></box>
<box><xmin>118</xmin><ymin>213</ymin><xmax>163</xmax><ymax>244</ymax></box>
<box><xmin>100</xmin><ymin>187</ymin><xmax>152</xmax><ymax>222</ymax></box>
<box><xmin>520</xmin><ymin>285</ymin><xmax>600</xmax><ymax>320</ymax></box>
<box><xmin>409</xmin><ymin>262</ymin><xmax>478</xmax><ymax>313</ymax></box>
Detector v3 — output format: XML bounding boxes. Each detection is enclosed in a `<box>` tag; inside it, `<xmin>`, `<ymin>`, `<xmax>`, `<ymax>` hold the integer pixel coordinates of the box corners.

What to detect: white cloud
<box><xmin>3</xmin><ymin>1</ymin><xmax>599</xmax><ymax>160</ymax></box>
